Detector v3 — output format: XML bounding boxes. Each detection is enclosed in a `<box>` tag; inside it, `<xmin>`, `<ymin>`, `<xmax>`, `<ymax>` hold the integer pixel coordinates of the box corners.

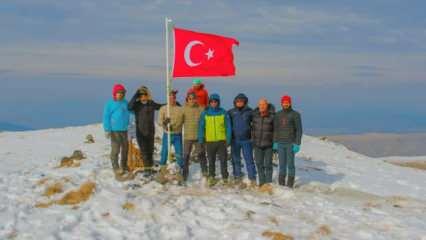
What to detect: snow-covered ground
<box><xmin>0</xmin><ymin>124</ymin><xmax>425</xmax><ymax>239</ymax></box>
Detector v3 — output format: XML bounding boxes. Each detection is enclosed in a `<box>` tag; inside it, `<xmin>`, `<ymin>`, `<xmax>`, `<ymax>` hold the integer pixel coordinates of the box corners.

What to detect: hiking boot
<box><xmin>159</xmin><ymin>166</ymin><xmax>168</xmax><ymax>175</ymax></box>
<box><xmin>222</xmin><ymin>178</ymin><xmax>230</xmax><ymax>186</ymax></box>
<box><xmin>287</xmin><ymin>176</ymin><xmax>295</xmax><ymax>188</ymax></box>
<box><xmin>207</xmin><ymin>177</ymin><xmax>218</xmax><ymax>187</ymax></box>
<box><xmin>259</xmin><ymin>183</ymin><xmax>273</xmax><ymax>194</ymax></box>
<box><xmin>231</xmin><ymin>178</ymin><xmax>245</xmax><ymax>189</ymax></box>
<box><xmin>175</xmin><ymin>171</ymin><xmax>184</xmax><ymax>183</ymax></box>
<box><xmin>142</xmin><ymin>169</ymin><xmax>152</xmax><ymax>178</ymax></box>
<box><xmin>278</xmin><ymin>174</ymin><xmax>286</xmax><ymax>186</ymax></box>
<box><xmin>114</xmin><ymin>169</ymin><xmax>124</xmax><ymax>176</ymax></box>
<box><xmin>249</xmin><ymin>180</ymin><xmax>257</xmax><ymax>188</ymax></box>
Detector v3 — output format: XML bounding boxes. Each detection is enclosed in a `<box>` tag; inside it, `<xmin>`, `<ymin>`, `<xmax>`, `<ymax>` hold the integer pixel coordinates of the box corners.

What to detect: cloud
<box><xmin>1</xmin><ymin>0</ymin><xmax>425</xmax><ymax>86</ymax></box>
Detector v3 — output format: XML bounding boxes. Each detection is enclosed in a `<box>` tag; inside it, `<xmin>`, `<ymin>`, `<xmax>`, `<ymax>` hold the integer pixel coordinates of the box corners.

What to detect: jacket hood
<box><xmin>137</xmin><ymin>85</ymin><xmax>152</xmax><ymax>100</ymax></box>
<box><xmin>209</xmin><ymin>93</ymin><xmax>221</xmax><ymax>106</ymax></box>
<box><xmin>112</xmin><ymin>84</ymin><xmax>126</xmax><ymax>100</ymax></box>
<box><xmin>193</xmin><ymin>83</ymin><xmax>205</xmax><ymax>91</ymax></box>
<box><xmin>233</xmin><ymin>93</ymin><xmax>248</xmax><ymax>107</ymax></box>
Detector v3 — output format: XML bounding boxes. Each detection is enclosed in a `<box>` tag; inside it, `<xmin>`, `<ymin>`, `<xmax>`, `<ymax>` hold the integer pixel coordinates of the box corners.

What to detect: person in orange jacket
<box><xmin>187</xmin><ymin>79</ymin><xmax>209</xmax><ymax>108</ymax></box>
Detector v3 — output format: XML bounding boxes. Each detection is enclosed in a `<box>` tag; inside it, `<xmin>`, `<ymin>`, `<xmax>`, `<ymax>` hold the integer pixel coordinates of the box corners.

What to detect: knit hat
<box><xmin>192</xmin><ymin>79</ymin><xmax>202</xmax><ymax>85</ymax></box>
<box><xmin>112</xmin><ymin>84</ymin><xmax>126</xmax><ymax>100</ymax></box>
<box><xmin>281</xmin><ymin>95</ymin><xmax>292</xmax><ymax>105</ymax></box>
<box><xmin>169</xmin><ymin>89</ymin><xmax>178</xmax><ymax>96</ymax></box>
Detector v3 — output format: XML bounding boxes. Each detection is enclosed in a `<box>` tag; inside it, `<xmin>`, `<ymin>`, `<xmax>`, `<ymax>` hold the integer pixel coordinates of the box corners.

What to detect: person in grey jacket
<box><xmin>273</xmin><ymin>95</ymin><xmax>302</xmax><ymax>188</ymax></box>
<box><xmin>251</xmin><ymin>98</ymin><xmax>275</xmax><ymax>186</ymax></box>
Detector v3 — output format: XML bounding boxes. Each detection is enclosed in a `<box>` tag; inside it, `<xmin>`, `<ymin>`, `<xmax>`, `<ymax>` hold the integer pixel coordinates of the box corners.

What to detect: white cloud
<box><xmin>1</xmin><ymin>0</ymin><xmax>425</xmax><ymax>86</ymax></box>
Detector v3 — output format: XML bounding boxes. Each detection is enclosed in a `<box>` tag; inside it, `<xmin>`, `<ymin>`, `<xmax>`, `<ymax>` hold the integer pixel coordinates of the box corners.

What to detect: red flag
<box><xmin>172</xmin><ymin>28</ymin><xmax>239</xmax><ymax>78</ymax></box>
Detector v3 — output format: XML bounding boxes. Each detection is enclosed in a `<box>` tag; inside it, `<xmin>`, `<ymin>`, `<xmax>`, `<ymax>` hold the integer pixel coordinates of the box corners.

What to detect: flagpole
<box><xmin>165</xmin><ymin>17</ymin><xmax>172</xmax><ymax>163</ymax></box>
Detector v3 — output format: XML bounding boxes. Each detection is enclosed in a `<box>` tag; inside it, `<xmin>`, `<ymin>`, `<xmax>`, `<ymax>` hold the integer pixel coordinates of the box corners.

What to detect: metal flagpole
<box><xmin>165</xmin><ymin>17</ymin><xmax>172</xmax><ymax>163</ymax></box>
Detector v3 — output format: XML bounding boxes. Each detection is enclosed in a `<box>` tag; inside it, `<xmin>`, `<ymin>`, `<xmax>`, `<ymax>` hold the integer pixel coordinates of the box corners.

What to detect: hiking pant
<box><xmin>254</xmin><ymin>146</ymin><xmax>273</xmax><ymax>185</ymax></box>
<box><xmin>183</xmin><ymin>140</ymin><xmax>207</xmax><ymax>180</ymax></box>
<box><xmin>277</xmin><ymin>143</ymin><xmax>295</xmax><ymax>177</ymax></box>
<box><xmin>206</xmin><ymin>141</ymin><xmax>228</xmax><ymax>179</ymax></box>
<box><xmin>160</xmin><ymin>133</ymin><xmax>183</xmax><ymax>168</ymax></box>
<box><xmin>136</xmin><ymin>131</ymin><xmax>155</xmax><ymax>170</ymax></box>
<box><xmin>110</xmin><ymin>131</ymin><xmax>129</xmax><ymax>171</ymax></box>
<box><xmin>231</xmin><ymin>139</ymin><xmax>257</xmax><ymax>180</ymax></box>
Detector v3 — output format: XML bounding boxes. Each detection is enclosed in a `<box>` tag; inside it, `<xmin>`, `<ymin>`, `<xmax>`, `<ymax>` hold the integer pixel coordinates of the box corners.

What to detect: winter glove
<box><xmin>105</xmin><ymin>132</ymin><xmax>111</xmax><ymax>139</ymax></box>
<box><xmin>292</xmin><ymin>144</ymin><xmax>300</xmax><ymax>154</ymax></box>
<box><xmin>272</xmin><ymin>142</ymin><xmax>278</xmax><ymax>151</ymax></box>
<box><xmin>163</xmin><ymin>118</ymin><xmax>171</xmax><ymax>129</ymax></box>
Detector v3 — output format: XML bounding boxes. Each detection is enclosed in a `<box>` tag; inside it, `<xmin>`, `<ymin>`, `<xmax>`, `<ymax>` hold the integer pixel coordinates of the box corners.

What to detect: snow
<box><xmin>0</xmin><ymin>124</ymin><xmax>425</xmax><ymax>239</ymax></box>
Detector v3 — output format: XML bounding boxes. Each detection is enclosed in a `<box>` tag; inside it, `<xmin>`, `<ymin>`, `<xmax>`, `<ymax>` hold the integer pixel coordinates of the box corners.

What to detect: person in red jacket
<box><xmin>187</xmin><ymin>79</ymin><xmax>209</xmax><ymax>108</ymax></box>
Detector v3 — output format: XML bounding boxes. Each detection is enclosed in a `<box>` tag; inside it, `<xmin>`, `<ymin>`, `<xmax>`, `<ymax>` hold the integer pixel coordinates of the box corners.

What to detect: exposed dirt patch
<box><xmin>386</xmin><ymin>160</ymin><xmax>426</xmax><ymax>171</ymax></box>
<box><xmin>122</xmin><ymin>202</ymin><xmax>136</xmax><ymax>211</ymax></box>
<box><xmin>57</xmin><ymin>150</ymin><xmax>86</xmax><ymax>168</ymax></box>
<box><xmin>262</xmin><ymin>230</ymin><xmax>294</xmax><ymax>240</ymax></box>
<box><xmin>43</xmin><ymin>182</ymin><xmax>63</xmax><ymax>197</ymax></box>
<box><xmin>308</xmin><ymin>224</ymin><xmax>332</xmax><ymax>240</ymax></box>
<box><xmin>35</xmin><ymin>181</ymin><xmax>96</xmax><ymax>208</ymax></box>
<box><xmin>57</xmin><ymin>181</ymin><xmax>96</xmax><ymax>205</ymax></box>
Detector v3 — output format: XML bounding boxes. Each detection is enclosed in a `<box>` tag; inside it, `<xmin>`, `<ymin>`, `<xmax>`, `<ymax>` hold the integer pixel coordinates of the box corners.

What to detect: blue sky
<box><xmin>1</xmin><ymin>0</ymin><xmax>426</xmax><ymax>134</ymax></box>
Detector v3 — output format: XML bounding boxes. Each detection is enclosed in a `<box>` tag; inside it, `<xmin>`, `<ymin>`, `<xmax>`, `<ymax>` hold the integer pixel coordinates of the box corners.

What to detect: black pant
<box><xmin>183</xmin><ymin>140</ymin><xmax>207</xmax><ymax>180</ymax></box>
<box><xmin>136</xmin><ymin>131</ymin><xmax>155</xmax><ymax>169</ymax></box>
<box><xmin>254</xmin><ymin>146</ymin><xmax>273</xmax><ymax>185</ymax></box>
<box><xmin>206</xmin><ymin>141</ymin><xmax>228</xmax><ymax>179</ymax></box>
<box><xmin>111</xmin><ymin>131</ymin><xmax>129</xmax><ymax>171</ymax></box>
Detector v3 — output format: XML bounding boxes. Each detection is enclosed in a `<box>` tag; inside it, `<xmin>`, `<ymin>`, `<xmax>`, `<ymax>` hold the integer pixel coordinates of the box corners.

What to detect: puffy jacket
<box><xmin>158</xmin><ymin>104</ymin><xmax>184</xmax><ymax>134</ymax></box>
<box><xmin>273</xmin><ymin>107</ymin><xmax>303</xmax><ymax>145</ymax></box>
<box><xmin>198</xmin><ymin>94</ymin><xmax>232</xmax><ymax>144</ymax></box>
<box><xmin>188</xmin><ymin>84</ymin><xmax>209</xmax><ymax>108</ymax></box>
<box><xmin>103</xmin><ymin>99</ymin><xmax>130</xmax><ymax>132</ymax></box>
<box><xmin>228</xmin><ymin>93</ymin><xmax>253</xmax><ymax>141</ymax></box>
<box><xmin>183</xmin><ymin>103</ymin><xmax>204</xmax><ymax>141</ymax></box>
<box><xmin>251</xmin><ymin>104</ymin><xmax>275</xmax><ymax>148</ymax></box>
<box><xmin>128</xmin><ymin>88</ymin><xmax>163</xmax><ymax>136</ymax></box>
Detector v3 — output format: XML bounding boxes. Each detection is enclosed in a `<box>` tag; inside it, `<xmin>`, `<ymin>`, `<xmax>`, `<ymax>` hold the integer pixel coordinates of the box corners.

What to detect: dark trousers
<box><xmin>277</xmin><ymin>143</ymin><xmax>295</xmax><ymax>177</ymax></box>
<box><xmin>183</xmin><ymin>140</ymin><xmax>207</xmax><ymax>180</ymax></box>
<box><xmin>206</xmin><ymin>141</ymin><xmax>228</xmax><ymax>179</ymax></box>
<box><xmin>254</xmin><ymin>146</ymin><xmax>273</xmax><ymax>185</ymax></box>
<box><xmin>110</xmin><ymin>131</ymin><xmax>129</xmax><ymax>171</ymax></box>
<box><xmin>136</xmin><ymin>131</ymin><xmax>155</xmax><ymax>169</ymax></box>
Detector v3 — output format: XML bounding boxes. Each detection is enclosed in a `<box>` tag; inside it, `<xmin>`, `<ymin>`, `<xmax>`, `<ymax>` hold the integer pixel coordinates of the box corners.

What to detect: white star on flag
<box><xmin>205</xmin><ymin>48</ymin><xmax>214</xmax><ymax>60</ymax></box>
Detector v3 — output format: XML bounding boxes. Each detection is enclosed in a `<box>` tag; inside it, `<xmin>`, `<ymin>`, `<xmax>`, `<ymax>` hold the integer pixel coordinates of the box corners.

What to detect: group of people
<box><xmin>103</xmin><ymin>79</ymin><xmax>303</xmax><ymax>188</ymax></box>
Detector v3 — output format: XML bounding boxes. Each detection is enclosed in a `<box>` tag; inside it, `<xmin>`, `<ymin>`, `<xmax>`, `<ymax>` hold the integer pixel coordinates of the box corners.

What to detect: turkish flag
<box><xmin>172</xmin><ymin>28</ymin><xmax>239</xmax><ymax>78</ymax></box>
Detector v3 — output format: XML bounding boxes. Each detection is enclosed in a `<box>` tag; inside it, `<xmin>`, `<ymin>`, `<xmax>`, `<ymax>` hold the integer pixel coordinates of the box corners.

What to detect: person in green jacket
<box><xmin>182</xmin><ymin>91</ymin><xmax>206</xmax><ymax>181</ymax></box>
<box><xmin>198</xmin><ymin>93</ymin><xmax>232</xmax><ymax>187</ymax></box>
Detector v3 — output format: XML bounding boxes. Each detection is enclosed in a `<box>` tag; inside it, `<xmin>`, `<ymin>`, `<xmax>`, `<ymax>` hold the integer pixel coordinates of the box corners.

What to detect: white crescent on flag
<box><xmin>184</xmin><ymin>40</ymin><xmax>203</xmax><ymax>67</ymax></box>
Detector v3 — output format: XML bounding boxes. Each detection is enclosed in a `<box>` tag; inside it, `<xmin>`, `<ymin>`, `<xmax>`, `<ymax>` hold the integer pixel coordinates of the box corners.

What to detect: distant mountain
<box><xmin>0</xmin><ymin>122</ymin><xmax>33</xmax><ymax>131</ymax></box>
<box><xmin>327</xmin><ymin>133</ymin><xmax>426</xmax><ymax>157</ymax></box>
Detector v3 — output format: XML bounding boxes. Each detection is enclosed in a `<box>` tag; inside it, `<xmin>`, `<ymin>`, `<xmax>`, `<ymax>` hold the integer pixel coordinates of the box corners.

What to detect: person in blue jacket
<box><xmin>103</xmin><ymin>84</ymin><xmax>131</xmax><ymax>177</ymax></box>
<box><xmin>228</xmin><ymin>93</ymin><xmax>257</xmax><ymax>187</ymax></box>
<box><xmin>198</xmin><ymin>93</ymin><xmax>232</xmax><ymax>187</ymax></box>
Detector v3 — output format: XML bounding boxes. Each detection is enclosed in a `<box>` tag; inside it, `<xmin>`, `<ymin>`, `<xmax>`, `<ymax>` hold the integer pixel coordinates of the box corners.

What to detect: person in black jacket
<box><xmin>251</xmin><ymin>98</ymin><xmax>275</xmax><ymax>186</ymax></box>
<box><xmin>128</xmin><ymin>86</ymin><xmax>164</xmax><ymax>177</ymax></box>
<box><xmin>273</xmin><ymin>95</ymin><xmax>302</xmax><ymax>188</ymax></box>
